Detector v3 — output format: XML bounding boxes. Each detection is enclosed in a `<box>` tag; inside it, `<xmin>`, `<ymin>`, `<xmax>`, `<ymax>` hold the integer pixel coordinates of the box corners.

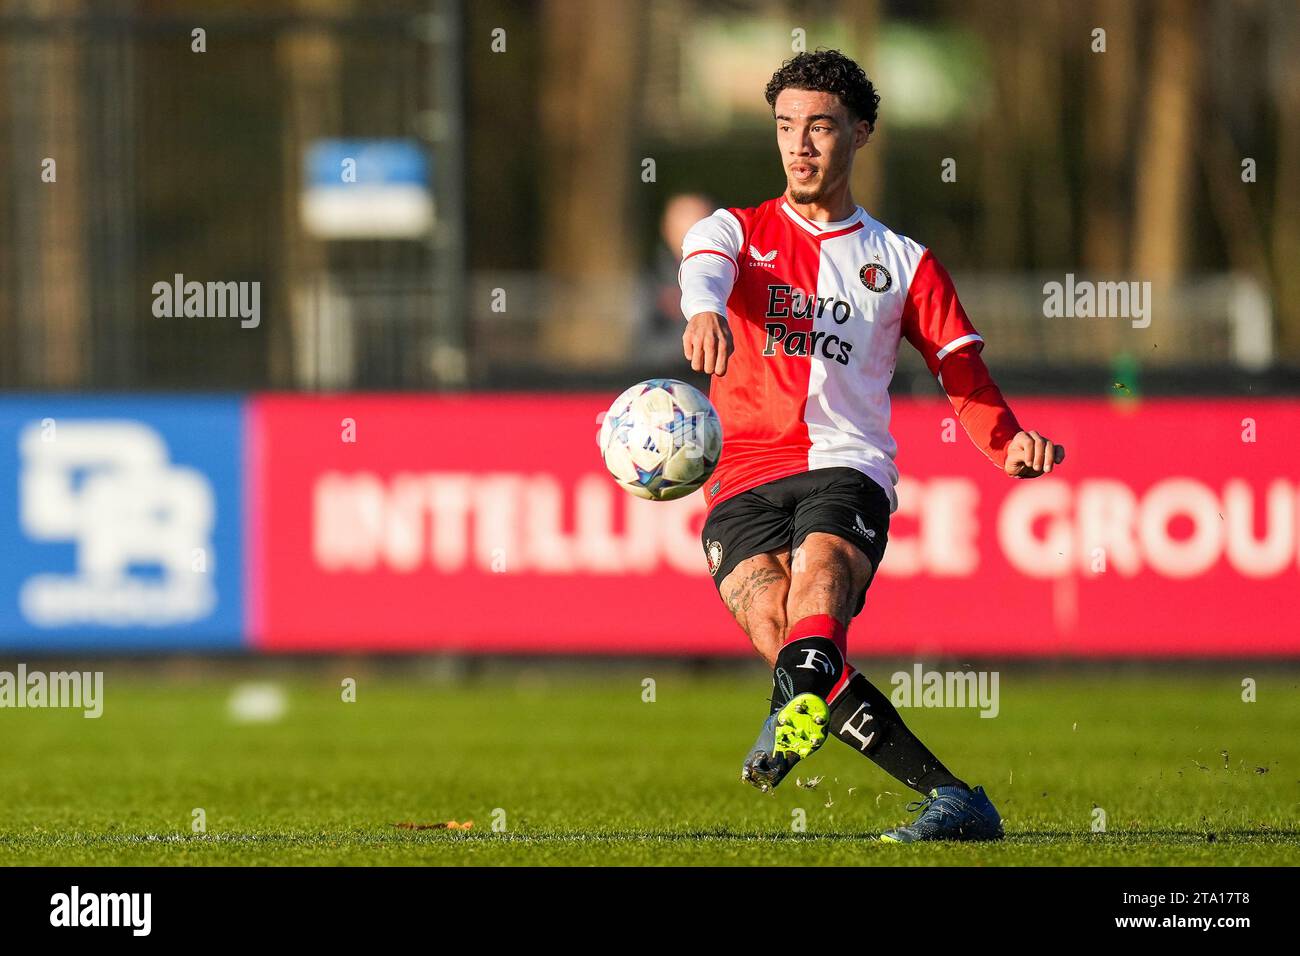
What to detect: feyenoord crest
<box><xmin>706</xmin><ymin>539</ymin><xmax>724</xmax><ymax>576</ymax></box>
<box><xmin>859</xmin><ymin>262</ymin><xmax>892</xmax><ymax>293</ymax></box>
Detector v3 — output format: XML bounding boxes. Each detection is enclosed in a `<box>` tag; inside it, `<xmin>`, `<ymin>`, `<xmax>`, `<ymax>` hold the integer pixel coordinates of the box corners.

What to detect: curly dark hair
<box><xmin>764</xmin><ymin>49</ymin><xmax>880</xmax><ymax>130</ymax></box>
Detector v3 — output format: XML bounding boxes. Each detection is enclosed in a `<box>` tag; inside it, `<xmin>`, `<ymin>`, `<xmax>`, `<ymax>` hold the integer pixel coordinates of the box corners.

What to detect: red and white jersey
<box><xmin>680</xmin><ymin>196</ymin><xmax>984</xmax><ymax>515</ymax></box>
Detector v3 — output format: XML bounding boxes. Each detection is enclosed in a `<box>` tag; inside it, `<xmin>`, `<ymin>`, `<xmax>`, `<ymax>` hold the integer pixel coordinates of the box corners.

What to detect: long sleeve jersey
<box><xmin>679</xmin><ymin>196</ymin><xmax>1021</xmax><ymax>513</ymax></box>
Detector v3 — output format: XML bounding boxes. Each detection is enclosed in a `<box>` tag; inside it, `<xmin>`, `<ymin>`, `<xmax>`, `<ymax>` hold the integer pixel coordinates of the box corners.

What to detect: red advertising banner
<box><xmin>249</xmin><ymin>395</ymin><xmax>1300</xmax><ymax>656</ymax></box>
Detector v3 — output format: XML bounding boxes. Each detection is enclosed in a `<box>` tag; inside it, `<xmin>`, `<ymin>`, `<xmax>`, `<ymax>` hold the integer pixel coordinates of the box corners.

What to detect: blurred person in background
<box><xmin>636</xmin><ymin>193</ymin><xmax>717</xmax><ymax>360</ymax></box>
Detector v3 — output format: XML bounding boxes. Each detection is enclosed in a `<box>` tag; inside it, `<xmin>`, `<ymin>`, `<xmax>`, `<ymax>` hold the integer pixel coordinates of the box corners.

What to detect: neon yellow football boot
<box><xmin>740</xmin><ymin>692</ymin><xmax>831</xmax><ymax>792</ymax></box>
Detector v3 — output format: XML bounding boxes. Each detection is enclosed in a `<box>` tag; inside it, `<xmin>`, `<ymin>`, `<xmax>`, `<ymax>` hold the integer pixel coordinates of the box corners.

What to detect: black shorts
<box><xmin>700</xmin><ymin>467</ymin><xmax>890</xmax><ymax>618</ymax></box>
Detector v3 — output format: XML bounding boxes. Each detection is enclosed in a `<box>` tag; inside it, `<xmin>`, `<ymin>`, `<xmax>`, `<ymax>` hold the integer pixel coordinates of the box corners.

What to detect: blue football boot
<box><xmin>879</xmin><ymin>785</ymin><xmax>1004</xmax><ymax>842</ymax></box>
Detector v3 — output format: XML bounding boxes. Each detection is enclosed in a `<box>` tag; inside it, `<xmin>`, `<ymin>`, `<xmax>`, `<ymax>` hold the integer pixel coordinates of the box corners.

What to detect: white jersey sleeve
<box><xmin>678</xmin><ymin>209</ymin><xmax>744</xmax><ymax>319</ymax></box>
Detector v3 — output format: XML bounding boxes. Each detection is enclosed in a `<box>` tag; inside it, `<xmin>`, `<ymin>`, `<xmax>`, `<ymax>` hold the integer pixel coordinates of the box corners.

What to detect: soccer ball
<box><xmin>598</xmin><ymin>378</ymin><xmax>722</xmax><ymax>500</ymax></box>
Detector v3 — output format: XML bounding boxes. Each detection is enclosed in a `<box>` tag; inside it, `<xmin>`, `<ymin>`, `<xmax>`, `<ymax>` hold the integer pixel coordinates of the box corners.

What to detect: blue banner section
<box><xmin>0</xmin><ymin>397</ymin><xmax>246</xmax><ymax>650</ymax></box>
<box><xmin>305</xmin><ymin>138</ymin><xmax>430</xmax><ymax>187</ymax></box>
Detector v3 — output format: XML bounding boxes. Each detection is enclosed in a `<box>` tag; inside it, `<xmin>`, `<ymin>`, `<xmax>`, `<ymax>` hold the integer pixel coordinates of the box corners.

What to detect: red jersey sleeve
<box><xmin>902</xmin><ymin>250</ymin><xmax>1022</xmax><ymax>467</ymax></box>
<box><xmin>900</xmin><ymin>250</ymin><xmax>984</xmax><ymax>376</ymax></box>
<box><xmin>936</xmin><ymin>348</ymin><xmax>1023</xmax><ymax>468</ymax></box>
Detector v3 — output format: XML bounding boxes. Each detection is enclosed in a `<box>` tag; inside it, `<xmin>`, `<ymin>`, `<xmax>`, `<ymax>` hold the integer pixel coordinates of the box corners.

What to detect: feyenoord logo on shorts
<box><xmin>706</xmin><ymin>539</ymin><xmax>724</xmax><ymax>576</ymax></box>
<box><xmin>859</xmin><ymin>261</ymin><xmax>892</xmax><ymax>293</ymax></box>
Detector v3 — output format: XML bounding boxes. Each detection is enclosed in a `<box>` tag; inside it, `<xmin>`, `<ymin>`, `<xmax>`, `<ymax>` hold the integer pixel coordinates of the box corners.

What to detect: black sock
<box><xmin>828</xmin><ymin>671</ymin><xmax>968</xmax><ymax>795</ymax></box>
<box><xmin>769</xmin><ymin>636</ymin><xmax>845</xmax><ymax>714</ymax></box>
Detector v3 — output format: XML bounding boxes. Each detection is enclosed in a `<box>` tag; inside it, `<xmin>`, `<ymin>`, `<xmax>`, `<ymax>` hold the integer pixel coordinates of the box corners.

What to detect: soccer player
<box><xmin>679</xmin><ymin>50</ymin><xmax>1064</xmax><ymax>842</ymax></box>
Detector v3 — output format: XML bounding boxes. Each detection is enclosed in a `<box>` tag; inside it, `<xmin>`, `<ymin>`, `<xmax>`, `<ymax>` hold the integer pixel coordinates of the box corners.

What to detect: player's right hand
<box><xmin>1004</xmin><ymin>430</ymin><xmax>1065</xmax><ymax>478</ymax></box>
<box><xmin>683</xmin><ymin>311</ymin><xmax>734</xmax><ymax>376</ymax></box>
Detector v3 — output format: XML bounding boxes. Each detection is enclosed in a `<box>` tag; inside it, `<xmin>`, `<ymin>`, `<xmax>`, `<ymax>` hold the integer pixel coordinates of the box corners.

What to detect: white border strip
<box><xmin>935</xmin><ymin>333</ymin><xmax>983</xmax><ymax>361</ymax></box>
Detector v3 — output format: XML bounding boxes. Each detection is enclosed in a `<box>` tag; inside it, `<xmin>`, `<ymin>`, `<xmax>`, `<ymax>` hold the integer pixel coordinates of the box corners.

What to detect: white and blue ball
<box><xmin>598</xmin><ymin>378</ymin><xmax>722</xmax><ymax>501</ymax></box>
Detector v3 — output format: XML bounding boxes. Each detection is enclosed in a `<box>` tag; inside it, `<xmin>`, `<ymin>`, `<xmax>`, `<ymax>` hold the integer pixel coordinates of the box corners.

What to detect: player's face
<box><xmin>773</xmin><ymin>89</ymin><xmax>867</xmax><ymax>205</ymax></box>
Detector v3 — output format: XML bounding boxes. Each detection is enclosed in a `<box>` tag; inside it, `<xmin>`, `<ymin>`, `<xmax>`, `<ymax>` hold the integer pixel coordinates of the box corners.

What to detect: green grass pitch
<box><xmin>2</xmin><ymin>664</ymin><xmax>1298</xmax><ymax>865</ymax></box>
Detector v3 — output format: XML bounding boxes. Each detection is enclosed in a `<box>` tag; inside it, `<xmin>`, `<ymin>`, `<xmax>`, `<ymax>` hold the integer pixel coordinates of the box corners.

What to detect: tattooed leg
<box><xmin>717</xmin><ymin>548</ymin><xmax>792</xmax><ymax>666</ymax></box>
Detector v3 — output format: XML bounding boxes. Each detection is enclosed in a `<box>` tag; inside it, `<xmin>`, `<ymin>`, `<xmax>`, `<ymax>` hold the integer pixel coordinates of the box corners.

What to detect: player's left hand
<box><xmin>1004</xmin><ymin>430</ymin><xmax>1064</xmax><ymax>478</ymax></box>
